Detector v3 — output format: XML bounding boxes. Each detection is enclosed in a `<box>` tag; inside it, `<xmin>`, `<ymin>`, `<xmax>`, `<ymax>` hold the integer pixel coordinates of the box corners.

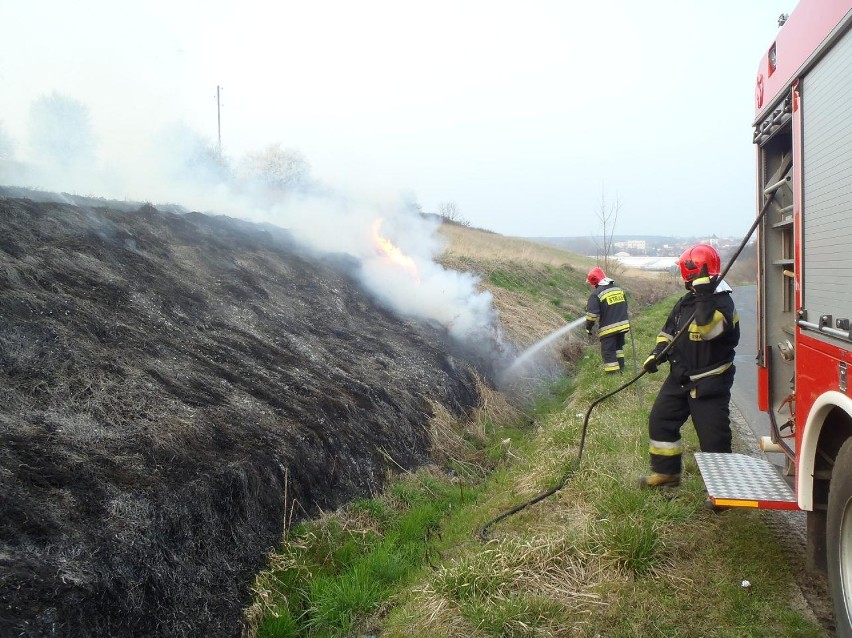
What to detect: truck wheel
<box><xmin>828</xmin><ymin>438</ymin><xmax>852</xmax><ymax>637</ymax></box>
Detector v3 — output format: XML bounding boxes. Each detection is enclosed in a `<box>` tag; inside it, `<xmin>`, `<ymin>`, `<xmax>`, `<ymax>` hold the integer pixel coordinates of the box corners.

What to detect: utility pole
<box><xmin>216</xmin><ymin>85</ymin><xmax>223</xmax><ymax>158</ymax></box>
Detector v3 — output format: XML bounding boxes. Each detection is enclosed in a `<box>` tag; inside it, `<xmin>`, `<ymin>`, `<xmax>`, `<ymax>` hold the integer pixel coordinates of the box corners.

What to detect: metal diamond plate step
<box><xmin>694</xmin><ymin>452</ymin><xmax>799</xmax><ymax>510</ymax></box>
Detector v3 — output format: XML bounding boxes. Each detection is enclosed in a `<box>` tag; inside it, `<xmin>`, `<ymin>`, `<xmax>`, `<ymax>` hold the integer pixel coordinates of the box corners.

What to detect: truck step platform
<box><xmin>694</xmin><ymin>452</ymin><xmax>800</xmax><ymax>510</ymax></box>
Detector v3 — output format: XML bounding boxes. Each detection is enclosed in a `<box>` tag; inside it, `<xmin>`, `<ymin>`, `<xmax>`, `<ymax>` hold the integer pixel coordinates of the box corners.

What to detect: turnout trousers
<box><xmin>648</xmin><ymin>366</ymin><xmax>735</xmax><ymax>475</ymax></box>
<box><xmin>600</xmin><ymin>332</ymin><xmax>627</xmax><ymax>374</ymax></box>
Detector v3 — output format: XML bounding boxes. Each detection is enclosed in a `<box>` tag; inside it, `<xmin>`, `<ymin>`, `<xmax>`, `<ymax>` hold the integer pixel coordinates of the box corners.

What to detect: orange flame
<box><xmin>372</xmin><ymin>219</ymin><xmax>420</xmax><ymax>283</ymax></box>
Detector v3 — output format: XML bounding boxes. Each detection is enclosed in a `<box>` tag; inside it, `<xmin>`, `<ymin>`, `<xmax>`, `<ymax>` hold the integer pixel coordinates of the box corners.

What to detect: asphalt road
<box><xmin>730</xmin><ymin>285</ymin><xmax>786</xmax><ymax>469</ymax></box>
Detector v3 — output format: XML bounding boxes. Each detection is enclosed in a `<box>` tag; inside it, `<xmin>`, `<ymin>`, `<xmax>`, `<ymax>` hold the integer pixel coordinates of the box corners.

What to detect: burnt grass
<box><xmin>0</xmin><ymin>193</ymin><xmax>492</xmax><ymax>637</ymax></box>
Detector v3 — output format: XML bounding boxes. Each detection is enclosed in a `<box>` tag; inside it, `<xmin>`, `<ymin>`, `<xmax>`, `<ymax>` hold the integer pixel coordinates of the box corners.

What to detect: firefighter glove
<box><xmin>691</xmin><ymin>265</ymin><xmax>716</xmax><ymax>297</ymax></box>
<box><xmin>585</xmin><ymin>320</ymin><xmax>594</xmax><ymax>336</ymax></box>
<box><xmin>643</xmin><ymin>354</ymin><xmax>658</xmax><ymax>374</ymax></box>
<box><xmin>691</xmin><ymin>276</ymin><xmax>717</xmax><ymax>297</ymax></box>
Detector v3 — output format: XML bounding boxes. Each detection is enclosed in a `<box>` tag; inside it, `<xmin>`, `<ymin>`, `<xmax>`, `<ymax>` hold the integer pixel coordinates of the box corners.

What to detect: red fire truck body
<box><xmin>752</xmin><ymin>0</ymin><xmax>852</xmax><ymax>506</ymax></box>
<box><xmin>695</xmin><ymin>0</ymin><xmax>852</xmax><ymax>633</ymax></box>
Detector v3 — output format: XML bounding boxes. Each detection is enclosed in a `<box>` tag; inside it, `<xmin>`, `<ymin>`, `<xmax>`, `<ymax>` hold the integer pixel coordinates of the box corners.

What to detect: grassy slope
<box><xmin>247</xmin><ymin>224</ymin><xmax>823</xmax><ymax>638</ymax></box>
<box><xmin>437</xmin><ymin>224</ymin><xmax>677</xmax><ymax>350</ymax></box>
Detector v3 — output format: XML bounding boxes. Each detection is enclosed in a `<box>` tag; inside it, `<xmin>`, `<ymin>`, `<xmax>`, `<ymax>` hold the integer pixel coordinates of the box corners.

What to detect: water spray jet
<box><xmin>500</xmin><ymin>316</ymin><xmax>587</xmax><ymax>383</ymax></box>
<box><xmin>478</xmin><ymin>187</ymin><xmax>780</xmax><ymax>541</ymax></box>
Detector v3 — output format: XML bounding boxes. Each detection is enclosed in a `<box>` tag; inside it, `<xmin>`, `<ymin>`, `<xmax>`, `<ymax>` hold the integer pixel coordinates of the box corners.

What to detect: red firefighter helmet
<box><xmin>678</xmin><ymin>244</ymin><xmax>721</xmax><ymax>282</ymax></box>
<box><xmin>586</xmin><ymin>267</ymin><xmax>607</xmax><ymax>286</ymax></box>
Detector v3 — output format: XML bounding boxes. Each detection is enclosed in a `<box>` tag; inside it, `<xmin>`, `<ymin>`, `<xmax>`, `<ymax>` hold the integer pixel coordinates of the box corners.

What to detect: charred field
<box><xmin>0</xmin><ymin>191</ymin><xmax>502</xmax><ymax>637</ymax></box>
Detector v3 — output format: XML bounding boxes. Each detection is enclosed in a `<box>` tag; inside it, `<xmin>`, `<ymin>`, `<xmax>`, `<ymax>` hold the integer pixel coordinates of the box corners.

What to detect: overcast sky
<box><xmin>0</xmin><ymin>1</ymin><xmax>797</xmax><ymax>239</ymax></box>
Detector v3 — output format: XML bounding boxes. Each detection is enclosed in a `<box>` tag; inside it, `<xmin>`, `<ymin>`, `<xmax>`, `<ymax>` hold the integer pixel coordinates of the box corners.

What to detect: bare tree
<box><xmin>28</xmin><ymin>92</ymin><xmax>96</xmax><ymax>168</ymax></box>
<box><xmin>238</xmin><ymin>143</ymin><xmax>311</xmax><ymax>192</ymax></box>
<box><xmin>438</xmin><ymin>201</ymin><xmax>470</xmax><ymax>226</ymax></box>
<box><xmin>155</xmin><ymin>123</ymin><xmax>230</xmax><ymax>185</ymax></box>
<box><xmin>0</xmin><ymin>121</ymin><xmax>14</xmax><ymax>162</ymax></box>
<box><xmin>591</xmin><ymin>187</ymin><xmax>622</xmax><ymax>274</ymax></box>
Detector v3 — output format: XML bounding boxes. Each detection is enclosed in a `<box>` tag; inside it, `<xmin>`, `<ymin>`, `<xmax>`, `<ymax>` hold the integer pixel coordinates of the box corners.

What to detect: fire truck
<box><xmin>692</xmin><ymin>1</ymin><xmax>852</xmax><ymax>633</ymax></box>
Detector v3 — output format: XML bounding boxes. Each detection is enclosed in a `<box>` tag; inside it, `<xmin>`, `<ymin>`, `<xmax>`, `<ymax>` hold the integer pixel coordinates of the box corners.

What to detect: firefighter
<box><xmin>584</xmin><ymin>267</ymin><xmax>631</xmax><ymax>374</ymax></box>
<box><xmin>639</xmin><ymin>244</ymin><xmax>740</xmax><ymax>488</ymax></box>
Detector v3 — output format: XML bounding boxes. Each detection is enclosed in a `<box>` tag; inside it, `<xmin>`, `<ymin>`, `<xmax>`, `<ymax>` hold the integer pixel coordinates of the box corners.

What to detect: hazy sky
<box><xmin>0</xmin><ymin>0</ymin><xmax>797</xmax><ymax>239</ymax></box>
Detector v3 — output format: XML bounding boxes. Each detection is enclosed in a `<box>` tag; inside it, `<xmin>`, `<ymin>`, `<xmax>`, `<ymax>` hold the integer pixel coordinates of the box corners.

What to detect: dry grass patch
<box><xmin>428</xmin><ymin>377</ymin><xmax>525</xmax><ymax>477</ymax></box>
<box><xmin>487</xmin><ymin>286</ymin><xmax>572</xmax><ymax>350</ymax></box>
<box><xmin>396</xmin><ymin>532</ymin><xmax>607</xmax><ymax>636</ymax></box>
<box><xmin>438</xmin><ymin>224</ymin><xmax>592</xmax><ymax>268</ymax></box>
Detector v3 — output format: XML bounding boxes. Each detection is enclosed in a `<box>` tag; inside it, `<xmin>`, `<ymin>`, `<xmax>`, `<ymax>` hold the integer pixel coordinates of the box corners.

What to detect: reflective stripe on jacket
<box><xmin>651</xmin><ymin>286</ymin><xmax>739</xmax><ymax>383</ymax></box>
<box><xmin>585</xmin><ymin>282</ymin><xmax>630</xmax><ymax>336</ymax></box>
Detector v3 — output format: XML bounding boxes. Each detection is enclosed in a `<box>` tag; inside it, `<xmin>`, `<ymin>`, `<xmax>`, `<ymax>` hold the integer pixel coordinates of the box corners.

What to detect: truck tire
<box><xmin>828</xmin><ymin>438</ymin><xmax>852</xmax><ymax>637</ymax></box>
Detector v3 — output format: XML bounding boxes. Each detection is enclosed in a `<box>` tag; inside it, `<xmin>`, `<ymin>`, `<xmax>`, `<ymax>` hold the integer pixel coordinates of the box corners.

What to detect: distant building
<box><xmin>613</xmin><ymin>240</ymin><xmax>647</xmax><ymax>253</ymax></box>
<box><xmin>613</xmin><ymin>254</ymin><xmax>678</xmax><ymax>272</ymax></box>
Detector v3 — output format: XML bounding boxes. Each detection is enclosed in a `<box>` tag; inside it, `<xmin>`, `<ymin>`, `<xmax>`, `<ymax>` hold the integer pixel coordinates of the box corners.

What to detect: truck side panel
<box><xmin>802</xmin><ymin>25</ymin><xmax>852</xmax><ymax>326</ymax></box>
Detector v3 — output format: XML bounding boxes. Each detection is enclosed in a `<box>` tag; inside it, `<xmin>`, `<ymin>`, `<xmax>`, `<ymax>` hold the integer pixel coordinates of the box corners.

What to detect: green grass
<box><xmin>488</xmin><ymin>263</ymin><xmax>589</xmax><ymax>319</ymax></box>
<box><xmin>251</xmin><ymin>469</ymin><xmax>489</xmax><ymax>637</ymax></box>
<box><xmin>249</xmin><ymin>292</ymin><xmax>826</xmax><ymax>638</ymax></box>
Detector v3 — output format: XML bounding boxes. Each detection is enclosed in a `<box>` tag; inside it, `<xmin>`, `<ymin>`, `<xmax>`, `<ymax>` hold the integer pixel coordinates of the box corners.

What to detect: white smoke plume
<box><xmin>0</xmin><ymin>99</ymin><xmax>507</xmax><ymax>359</ymax></box>
<box><xmin>230</xmin><ymin>188</ymin><xmax>504</xmax><ymax>348</ymax></box>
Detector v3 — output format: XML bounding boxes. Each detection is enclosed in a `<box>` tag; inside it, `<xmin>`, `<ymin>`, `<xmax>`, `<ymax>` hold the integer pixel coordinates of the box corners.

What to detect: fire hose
<box><xmin>478</xmin><ymin>191</ymin><xmax>781</xmax><ymax>541</ymax></box>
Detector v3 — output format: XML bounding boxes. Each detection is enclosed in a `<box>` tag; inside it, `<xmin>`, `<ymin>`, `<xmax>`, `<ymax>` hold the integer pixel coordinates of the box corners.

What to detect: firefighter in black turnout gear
<box><xmin>584</xmin><ymin>267</ymin><xmax>631</xmax><ymax>374</ymax></box>
<box><xmin>639</xmin><ymin>244</ymin><xmax>740</xmax><ymax>488</ymax></box>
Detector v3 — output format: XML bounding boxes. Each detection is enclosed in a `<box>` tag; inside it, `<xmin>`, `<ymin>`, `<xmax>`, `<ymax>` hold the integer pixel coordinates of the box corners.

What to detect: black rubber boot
<box><xmin>638</xmin><ymin>473</ymin><xmax>681</xmax><ymax>489</ymax></box>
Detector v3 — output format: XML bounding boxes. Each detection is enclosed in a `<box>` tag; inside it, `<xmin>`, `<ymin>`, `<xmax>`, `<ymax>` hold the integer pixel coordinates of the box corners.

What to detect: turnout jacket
<box><xmin>585</xmin><ymin>280</ymin><xmax>630</xmax><ymax>337</ymax></box>
<box><xmin>650</xmin><ymin>280</ymin><xmax>740</xmax><ymax>384</ymax></box>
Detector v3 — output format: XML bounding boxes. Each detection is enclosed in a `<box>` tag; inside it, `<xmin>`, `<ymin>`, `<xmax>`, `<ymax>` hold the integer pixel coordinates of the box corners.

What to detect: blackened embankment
<box><xmin>0</xmin><ymin>195</ymin><xmax>483</xmax><ymax>637</ymax></box>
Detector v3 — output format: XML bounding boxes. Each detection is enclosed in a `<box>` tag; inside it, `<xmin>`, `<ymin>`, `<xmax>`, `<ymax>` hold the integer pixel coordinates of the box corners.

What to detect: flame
<box><xmin>372</xmin><ymin>218</ymin><xmax>420</xmax><ymax>283</ymax></box>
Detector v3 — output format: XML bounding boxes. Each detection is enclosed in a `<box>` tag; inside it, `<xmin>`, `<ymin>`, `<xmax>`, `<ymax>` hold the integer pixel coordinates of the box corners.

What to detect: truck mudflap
<box><xmin>694</xmin><ymin>452</ymin><xmax>800</xmax><ymax>510</ymax></box>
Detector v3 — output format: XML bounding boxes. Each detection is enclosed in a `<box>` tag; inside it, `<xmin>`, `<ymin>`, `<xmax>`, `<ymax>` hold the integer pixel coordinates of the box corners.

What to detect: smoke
<box><xmin>28</xmin><ymin>93</ymin><xmax>96</xmax><ymax>169</ymax></box>
<box><xmin>241</xmin><ymin>189</ymin><xmax>506</xmax><ymax>351</ymax></box>
<box><xmin>0</xmin><ymin>122</ymin><xmax>14</xmax><ymax>162</ymax></box>
<box><xmin>2</xmin><ymin>96</ymin><xmax>508</xmax><ymax>366</ymax></box>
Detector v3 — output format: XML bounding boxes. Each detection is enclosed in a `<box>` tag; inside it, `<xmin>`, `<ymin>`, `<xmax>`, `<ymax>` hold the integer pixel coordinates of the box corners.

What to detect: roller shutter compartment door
<box><xmin>802</xmin><ymin>26</ymin><xmax>852</xmax><ymax>327</ymax></box>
